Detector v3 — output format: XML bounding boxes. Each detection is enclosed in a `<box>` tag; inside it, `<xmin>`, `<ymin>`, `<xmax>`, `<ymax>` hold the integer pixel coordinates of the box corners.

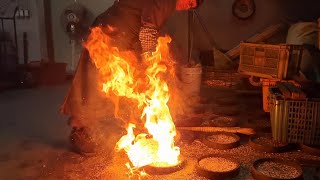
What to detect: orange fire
<box><xmin>85</xmin><ymin>27</ymin><xmax>180</xmax><ymax>174</ymax></box>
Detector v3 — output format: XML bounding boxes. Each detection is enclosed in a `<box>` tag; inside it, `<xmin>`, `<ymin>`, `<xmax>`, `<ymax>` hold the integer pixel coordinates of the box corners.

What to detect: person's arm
<box><xmin>139</xmin><ymin>0</ymin><xmax>176</xmax><ymax>56</ymax></box>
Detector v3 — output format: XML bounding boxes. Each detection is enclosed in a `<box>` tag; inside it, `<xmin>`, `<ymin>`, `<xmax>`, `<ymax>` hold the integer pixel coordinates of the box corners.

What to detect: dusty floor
<box><xmin>0</xmin><ymin>83</ymin><xmax>319</xmax><ymax>180</ymax></box>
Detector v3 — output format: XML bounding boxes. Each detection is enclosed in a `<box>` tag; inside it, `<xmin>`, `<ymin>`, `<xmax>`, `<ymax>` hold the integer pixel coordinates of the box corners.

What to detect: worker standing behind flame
<box><xmin>60</xmin><ymin>0</ymin><xmax>204</xmax><ymax>156</ymax></box>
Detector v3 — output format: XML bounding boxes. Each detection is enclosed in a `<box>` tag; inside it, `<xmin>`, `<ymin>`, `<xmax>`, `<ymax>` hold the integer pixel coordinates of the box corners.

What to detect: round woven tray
<box><xmin>210</xmin><ymin>116</ymin><xmax>239</xmax><ymax>127</ymax></box>
<box><xmin>143</xmin><ymin>159</ymin><xmax>185</xmax><ymax>175</ymax></box>
<box><xmin>196</xmin><ymin>155</ymin><xmax>240</xmax><ymax>180</ymax></box>
<box><xmin>247</xmin><ymin>119</ymin><xmax>271</xmax><ymax>133</ymax></box>
<box><xmin>202</xmin><ymin>132</ymin><xmax>240</xmax><ymax>150</ymax></box>
<box><xmin>249</xmin><ymin>134</ymin><xmax>294</xmax><ymax>153</ymax></box>
<box><xmin>300</xmin><ymin>144</ymin><xmax>320</xmax><ymax>157</ymax></box>
<box><xmin>251</xmin><ymin>158</ymin><xmax>303</xmax><ymax>180</ymax></box>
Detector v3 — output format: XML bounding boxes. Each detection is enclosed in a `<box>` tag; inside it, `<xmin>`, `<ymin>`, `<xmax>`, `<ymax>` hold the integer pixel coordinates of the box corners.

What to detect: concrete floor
<box><xmin>0</xmin><ymin>83</ymin><xmax>319</xmax><ymax>180</ymax></box>
<box><xmin>0</xmin><ymin>84</ymin><xmax>70</xmax><ymax>179</ymax></box>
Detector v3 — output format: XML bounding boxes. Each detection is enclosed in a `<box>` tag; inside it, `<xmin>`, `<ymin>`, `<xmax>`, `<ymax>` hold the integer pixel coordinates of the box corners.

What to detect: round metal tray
<box><xmin>251</xmin><ymin>158</ymin><xmax>303</xmax><ymax>180</ymax></box>
<box><xmin>196</xmin><ymin>155</ymin><xmax>240</xmax><ymax>180</ymax></box>
<box><xmin>202</xmin><ymin>132</ymin><xmax>240</xmax><ymax>150</ymax></box>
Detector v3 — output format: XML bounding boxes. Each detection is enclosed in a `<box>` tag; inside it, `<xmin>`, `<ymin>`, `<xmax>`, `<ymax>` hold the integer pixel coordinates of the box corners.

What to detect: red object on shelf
<box><xmin>39</xmin><ymin>62</ymin><xmax>67</xmax><ymax>85</ymax></box>
<box><xmin>27</xmin><ymin>61</ymin><xmax>67</xmax><ymax>86</ymax></box>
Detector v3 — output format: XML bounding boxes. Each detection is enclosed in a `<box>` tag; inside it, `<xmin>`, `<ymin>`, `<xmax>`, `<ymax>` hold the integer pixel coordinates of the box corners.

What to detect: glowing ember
<box><xmin>85</xmin><ymin>27</ymin><xmax>180</xmax><ymax>174</ymax></box>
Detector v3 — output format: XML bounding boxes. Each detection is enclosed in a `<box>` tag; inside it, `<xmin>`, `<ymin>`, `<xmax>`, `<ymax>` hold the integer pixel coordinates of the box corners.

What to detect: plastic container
<box><xmin>269</xmin><ymin>88</ymin><xmax>320</xmax><ymax>145</ymax></box>
<box><xmin>180</xmin><ymin>66</ymin><xmax>202</xmax><ymax>97</ymax></box>
<box><xmin>238</xmin><ymin>43</ymin><xmax>303</xmax><ymax>80</ymax></box>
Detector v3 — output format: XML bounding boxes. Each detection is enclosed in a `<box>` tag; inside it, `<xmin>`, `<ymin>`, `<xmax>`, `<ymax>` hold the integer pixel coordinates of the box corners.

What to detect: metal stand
<box><xmin>188</xmin><ymin>9</ymin><xmax>233</xmax><ymax>65</ymax></box>
<box><xmin>188</xmin><ymin>9</ymin><xmax>218</xmax><ymax>65</ymax></box>
<box><xmin>187</xmin><ymin>10</ymin><xmax>194</xmax><ymax>64</ymax></box>
<box><xmin>0</xmin><ymin>7</ymin><xmax>18</xmax><ymax>80</ymax></box>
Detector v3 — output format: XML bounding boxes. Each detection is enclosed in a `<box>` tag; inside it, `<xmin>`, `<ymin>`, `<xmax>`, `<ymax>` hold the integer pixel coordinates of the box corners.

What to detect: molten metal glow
<box><xmin>85</xmin><ymin>27</ymin><xmax>180</xmax><ymax>174</ymax></box>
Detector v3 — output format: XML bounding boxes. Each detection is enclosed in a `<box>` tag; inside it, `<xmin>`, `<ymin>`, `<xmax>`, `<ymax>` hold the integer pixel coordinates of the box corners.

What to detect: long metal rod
<box><xmin>23</xmin><ymin>32</ymin><xmax>28</xmax><ymax>65</ymax></box>
<box><xmin>193</xmin><ymin>10</ymin><xmax>219</xmax><ymax>49</ymax></box>
<box><xmin>187</xmin><ymin>10</ymin><xmax>196</xmax><ymax>64</ymax></box>
<box><xmin>1</xmin><ymin>19</ymin><xmax>4</xmax><ymax>35</ymax></box>
<box><xmin>0</xmin><ymin>17</ymin><xmax>15</xmax><ymax>20</ymax></box>
<box><xmin>13</xmin><ymin>17</ymin><xmax>18</xmax><ymax>65</ymax></box>
<box><xmin>43</xmin><ymin>0</ymin><xmax>55</xmax><ymax>62</ymax></box>
<box><xmin>0</xmin><ymin>19</ymin><xmax>3</xmax><ymax>67</ymax></box>
<box><xmin>1</xmin><ymin>19</ymin><xmax>7</xmax><ymax>67</ymax></box>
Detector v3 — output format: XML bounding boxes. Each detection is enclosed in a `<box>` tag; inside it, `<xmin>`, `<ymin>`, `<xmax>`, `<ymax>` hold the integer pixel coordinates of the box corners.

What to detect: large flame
<box><xmin>85</xmin><ymin>27</ymin><xmax>180</xmax><ymax>173</ymax></box>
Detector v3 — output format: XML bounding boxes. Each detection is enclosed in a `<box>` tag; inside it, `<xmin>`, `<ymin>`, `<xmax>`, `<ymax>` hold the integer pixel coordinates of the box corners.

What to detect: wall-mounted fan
<box><xmin>60</xmin><ymin>1</ymin><xmax>91</xmax><ymax>41</ymax></box>
<box><xmin>60</xmin><ymin>1</ymin><xmax>92</xmax><ymax>73</ymax></box>
<box><xmin>232</xmin><ymin>0</ymin><xmax>256</xmax><ymax>20</ymax></box>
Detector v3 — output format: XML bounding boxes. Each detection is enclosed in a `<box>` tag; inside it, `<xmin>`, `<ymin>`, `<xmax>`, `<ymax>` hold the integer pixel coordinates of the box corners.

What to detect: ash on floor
<box><xmin>46</xmin><ymin>87</ymin><xmax>320</xmax><ymax>179</ymax></box>
<box><xmin>1</xmin><ymin>85</ymin><xmax>319</xmax><ymax>180</ymax></box>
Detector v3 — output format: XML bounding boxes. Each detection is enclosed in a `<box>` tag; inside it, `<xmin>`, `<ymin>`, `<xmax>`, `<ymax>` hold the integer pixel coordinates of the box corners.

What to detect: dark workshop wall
<box><xmin>282</xmin><ymin>0</ymin><xmax>320</xmax><ymax>22</ymax></box>
<box><xmin>48</xmin><ymin>0</ymin><xmax>320</xmax><ymax>68</ymax></box>
<box><xmin>0</xmin><ymin>0</ymin><xmax>43</xmax><ymax>64</ymax></box>
<box><xmin>164</xmin><ymin>0</ymin><xmax>320</xmax><ymax>63</ymax></box>
<box><xmin>50</xmin><ymin>0</ymin><xmax>114</xmax><ymax>72</ymax></box>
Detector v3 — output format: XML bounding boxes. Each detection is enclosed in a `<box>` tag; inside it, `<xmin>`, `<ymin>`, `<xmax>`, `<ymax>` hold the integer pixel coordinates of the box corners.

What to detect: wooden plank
<box><xmin>226</xmin><ymin>23</ymin><xmax>286</xmax><ymax>59</ymax></box>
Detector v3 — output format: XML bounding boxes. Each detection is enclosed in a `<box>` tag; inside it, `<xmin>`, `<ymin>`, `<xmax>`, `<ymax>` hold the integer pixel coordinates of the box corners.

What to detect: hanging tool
<box><xmin>187</xmin><ymin>9</ymin><xmax>194</xmax><ymax>64</ymax></box>
<box><xmin>188</xmin><ymin>9</ymin><xmax>234</xmax><ymax>64</ymax></box>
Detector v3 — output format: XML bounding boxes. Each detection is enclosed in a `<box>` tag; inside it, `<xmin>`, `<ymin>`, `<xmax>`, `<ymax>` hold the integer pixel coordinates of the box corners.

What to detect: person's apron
<box><xmin>60</xmin><ymin>4</ymin><xmax>142</xmax><ymax>127</ymax></box>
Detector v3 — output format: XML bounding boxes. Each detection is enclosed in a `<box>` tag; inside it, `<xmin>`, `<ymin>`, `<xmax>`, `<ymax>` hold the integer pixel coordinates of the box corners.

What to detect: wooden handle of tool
<box><xmin>177</xmin><ymin>126</ymin><xmax>255</xmax><ymax>136</ymax></box>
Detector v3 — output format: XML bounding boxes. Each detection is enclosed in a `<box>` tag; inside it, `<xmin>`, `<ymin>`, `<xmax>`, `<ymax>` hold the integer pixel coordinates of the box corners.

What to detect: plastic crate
<box><xmin>262</xmin><ymin>79</ymin><xmax>300</xmax><ymax>112</ymax></box>
<box><xmin>269</xmin><ymin>88</ymin><xmax>320</xmax><ymax>145</ymax></box>
<box><xmin>238</xmin><ymin>43</ymin><xmax>303</xmax><ymax>80</ymax></box>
